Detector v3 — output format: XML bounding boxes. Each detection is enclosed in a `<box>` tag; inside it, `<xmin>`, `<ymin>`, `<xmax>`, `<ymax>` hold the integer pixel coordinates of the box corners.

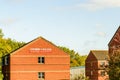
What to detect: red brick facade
<box><xmin>108</xmin><ymin>26</ymin><xmax>120</xmax><ymax>55</ymax></box>
<box><xmin>85</xmin><ymin>50</ymin><xmax>109</xmax><ymax>80</ymax></box>
<box><xmin>2</xmin><ymin>37</ymin><xmax>70</xmax><ymax>80</ymax></box>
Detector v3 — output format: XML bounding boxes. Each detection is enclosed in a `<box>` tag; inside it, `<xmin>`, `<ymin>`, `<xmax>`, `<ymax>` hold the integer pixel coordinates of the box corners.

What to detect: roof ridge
<box><xmin>108</xmin><ymin>26</ymin><xmax>120</xmax><ymax>46</ymax></box>
<box><xmin>38</xmin><ymin>36</ymin><xmax>69</xmax><ymax>55</ymax></box>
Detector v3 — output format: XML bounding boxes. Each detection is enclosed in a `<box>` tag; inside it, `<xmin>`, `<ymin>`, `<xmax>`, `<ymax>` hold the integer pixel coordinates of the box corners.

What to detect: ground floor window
<box><xmin>101</xmin><ymin>71</ymin><xmax>105</xmax><ymax>76</ymax></box>
<box><xmin>38</xmin><ymin>72</ymin><xmax>45</xmax><ymax>79</ymax></box>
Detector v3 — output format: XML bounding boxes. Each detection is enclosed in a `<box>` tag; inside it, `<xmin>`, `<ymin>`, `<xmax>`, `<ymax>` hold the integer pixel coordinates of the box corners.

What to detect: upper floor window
<box><xmin>38</xmin><ymin>57</ymin><xmax>44</xmax><ymax>63</ymax></box>
<box><xmin>38</xmin><ymin>72</ymin><xmax>45</xmax><ymax>79</ymax></box>
<box><xmin>100</xmin><ymin>62</ymin><xmax>105</xmax><ymax>67</ymax></box>
<box><xmin>105</xmin><ymin>61</ymin><xmax>109</xmax><ymax>67</ymax></box>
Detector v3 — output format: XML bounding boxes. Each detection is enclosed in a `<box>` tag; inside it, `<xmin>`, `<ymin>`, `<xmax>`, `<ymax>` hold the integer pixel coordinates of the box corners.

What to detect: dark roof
<box><xmin>108</xmin><ymin>26</ymin><xmax>120</xmax><ymax>46</ymax></box>
<box><xmin>91</xmin><ymin>50</ymin><xmax>108</xmax><ymax>60</ymax></box>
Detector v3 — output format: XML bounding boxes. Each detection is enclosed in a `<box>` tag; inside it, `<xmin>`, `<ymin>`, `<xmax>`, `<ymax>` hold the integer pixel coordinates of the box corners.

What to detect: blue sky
<box><xmin>0</xmin><ymin>0</ymin><xmax>120</xmax><ymax>55</ymax></box>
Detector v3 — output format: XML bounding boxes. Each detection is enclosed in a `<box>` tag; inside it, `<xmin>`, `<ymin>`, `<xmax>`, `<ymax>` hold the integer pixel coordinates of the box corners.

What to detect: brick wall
<box><xmin>2</xmin><ymin>37</ymin><xmax>70</xmax><ymax>80</ymax></box>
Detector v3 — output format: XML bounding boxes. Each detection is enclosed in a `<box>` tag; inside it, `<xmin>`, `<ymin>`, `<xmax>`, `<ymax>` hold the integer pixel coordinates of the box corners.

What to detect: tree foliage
<box><xmin>73</xmin><ymin>74</ymin><xmax>89</xmax><ymax>80</ymax></box>
<box><xmin>0</xmin><ymin>29</ymin><xmax>25</xmax><ymax>57</ymax></box>
<box><xmin>58</xmin><ymin>46</ymin><xmax>87</xmax><ymax>67</ymax></box>
<box><xmin>108</xmin><ymin>50</ymin><xmax>120</xmax><ymax>80</ymax></box>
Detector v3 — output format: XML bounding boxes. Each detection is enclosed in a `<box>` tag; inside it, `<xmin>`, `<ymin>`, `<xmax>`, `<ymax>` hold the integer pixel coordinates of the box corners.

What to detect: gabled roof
<box><xmin>91</xmin><ymin>50</ymin><xmax>108</xmax><ymax>60</ymax></box>
<box><xmin>9</xmin><ymin>36</ymin><xmax>68</xmax><ymax>55</ymax></box>
<box><xmin>26</xmin><ymin>36</ymin><xmax>58</xmax><ymax>48</ymax></box>
<box><xmin>108</xmin><ymin>26</ymin><xmax>120</xmax><ymax>46</ymax></box>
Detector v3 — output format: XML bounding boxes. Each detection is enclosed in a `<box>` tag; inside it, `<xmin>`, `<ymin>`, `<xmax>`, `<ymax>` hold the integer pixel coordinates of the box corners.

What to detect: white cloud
<box><xmin>94</xmin><ymin>23</ymin><xmax>107</xmax><ymax>37</ymax></box>
<box><xmin>95</xmin><ymin>24</ymin><xmax>104</xmax><ymax>28</ymax></box>
<box><xmin>83</xmin><ymin>40</ymin><xmax>97</xmax><ymax>46</ymax></box>
<box><xmin>96</xmin><ymin>31</ymin><xmax>106</xmax><ymax>37</ymax></box>
<box><xmin>54</xmin><ymin>0</ymin><xmax>120</xmax><ymax>11</ymax></box>
<box><xmin>78</xmin><ymin>0</ymin><xmax>120</xmax><ymax>11</ymax></box>
<box><xmin>0</xmin><ymin>18</ymin><xmax>18</xmax><ymax>26</ymax></box>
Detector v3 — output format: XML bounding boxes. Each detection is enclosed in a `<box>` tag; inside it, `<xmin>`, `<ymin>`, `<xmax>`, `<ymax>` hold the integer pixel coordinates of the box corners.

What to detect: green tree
<box><xmin>0</xmin><ymin>29</ymin><xmax>4</xmax><ymax>38</ymax></box>
<box><xmin>58</xmin><ymin>46</ymin><xmax>87</xmax><ymax>67</ymax></box>
<box><xmin>6</xmin><ymin>38</ymin><xmax>25</xmax><ymax>52</ymax></box>
<box><xmin>0</xmin><ymin>38</ymin><xmax>12</xmax><ymax>56</ymax></box>
<box><xmin>108</xmin><ymin>50</ymin><xmax>120</xmax><ymax>80</ymax></box>
<box><xmin>73</xmin><ymin>74</ymin><xmax>89</xmax><ymax>80</ymax></box>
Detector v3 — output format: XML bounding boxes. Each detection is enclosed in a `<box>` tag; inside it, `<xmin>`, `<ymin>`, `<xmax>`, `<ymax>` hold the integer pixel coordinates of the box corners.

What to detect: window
<box><xmin>91</xmin><ymin>71</ymin><xmax>93</xmax><ymax>75</ymax></box>
<box><xmin>5</xmin><ymin>56</ymin><xmax>9</xmax><ymax>65</ymax></box>
<box><xmin>101</xmin><ymin>71</ymin><xmax>105</xmax><ymax>76</ymax></box>
<box><xmin>38</xmin><ymin>72</ymin><xmax>45</xmax><ymax>79</ymax></box>
<box><xmin>100</xmin><ymin>62</ymin><xmax>105</xmax><ymax>67</ymax></box>
<box><xmin>105</xmin><ymin>61</ymin><xmax>109</xmax><ymax>67</ymax></box>
<box><xmin>38</xmin><ymin>57</ymin><xmax>44</xmax><ymax>63</ymax></box>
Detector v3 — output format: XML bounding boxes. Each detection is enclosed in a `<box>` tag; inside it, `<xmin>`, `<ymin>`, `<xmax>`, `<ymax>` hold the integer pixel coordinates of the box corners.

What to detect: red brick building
<box><xmin>108</xmin><ymin>26</ymin><xmax>120</xmax><ymax>54</ymax></box>
<box><xmin>85</xmin><ymin>50</ymin><xmax>109</xmax><ymax>80</ymax></box>
<box><xmin>2</xmin><ymin>37</ymin><xmax>70</xmax><ymax>80</ymax></box>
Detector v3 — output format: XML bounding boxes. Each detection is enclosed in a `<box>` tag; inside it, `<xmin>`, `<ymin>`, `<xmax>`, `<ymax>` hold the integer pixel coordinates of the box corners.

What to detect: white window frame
<box><xmin>38</xmin><ymin>57</ymin><xmax>44</xmax><ymax>64</ymax></box>
<box><xmin>100</xmin><ymin>62</ymin><xmax>105</xmax><ymax>67</ymax></box>
<box><xmin>38</xmin><ymin>72</ymin><xmax>45</xmax><ymax>79</ymax></box>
